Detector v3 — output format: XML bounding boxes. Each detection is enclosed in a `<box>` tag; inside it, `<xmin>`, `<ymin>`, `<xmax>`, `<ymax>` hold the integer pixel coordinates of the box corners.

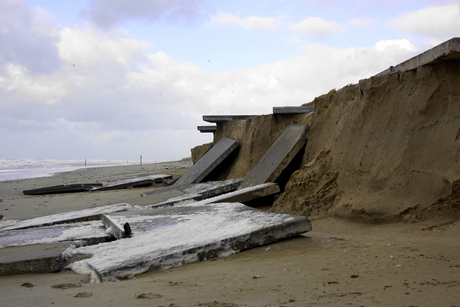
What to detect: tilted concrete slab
<box><xmin>376</xmin><ymin>37</ymin><xmax>460</xmax><ymax>76</ymax></box>
<box><xmin>210</xmin><ymin>183</ymin><xmax>280</xmax><ymax>203</ymax></box>
<box><xmin>149</xmin><ymin>182</ymin><xmax>278</xmax><ymax>208</ymax></box>
<box><xmin>67</xmin><ymin>201</ymin><xmax>312</xmax><ymax>282</ymax></box>
<box><xmin>0</xmin><ymin>203</ymin><xmax>132</xmax><ymax>231</ymax></box>
<box><xmin>239</xmin><ymin>124</ymin><xmax>308</xmax><ymax>189</ymax></box>
<box><xmin>203</xmin><ymin>115</ymin><xmax>256</xmax><ymax>123</ymax></box>
<box><xmin>146</xmin><ymin>179</ymin><xmax>243</xmax><ymax>207</ymax></box>
<box><xmin>197</xmin><ymin>125</ymin><xmax>217</xmax><ymax>133</ymax></box>
<box><xmin>174</xmin><ymin>138</ymin><xmax>239</xmax><ymax>186</ymax></box>
<box><xmin>0</xmin><ymin>221</ymin><xmax>110</xmax><ymax>248</ymax></box>
<box><xmin>273</xmin><ymin>106</ymin><xmax>315</xmax><ymax>114</ymax></box>
<box><xmin>0</xmin><ymin>242</ymin><xmax>71</xmax><ymax>275</ymax></box>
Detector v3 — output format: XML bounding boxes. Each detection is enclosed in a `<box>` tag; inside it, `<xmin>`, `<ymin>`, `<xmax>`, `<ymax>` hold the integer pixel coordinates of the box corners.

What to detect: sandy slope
<box><xmin>0</xmin><ymin>162</ymin><xmax>459</xmax><ymax>306</ymax></box>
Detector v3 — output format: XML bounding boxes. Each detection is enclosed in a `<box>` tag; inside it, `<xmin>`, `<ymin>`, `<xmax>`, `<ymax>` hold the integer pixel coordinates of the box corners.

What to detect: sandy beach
<box><xmin>1</xmin><ymin>161</ymin><xmax>459</xmax><ymax>306</ymax></box>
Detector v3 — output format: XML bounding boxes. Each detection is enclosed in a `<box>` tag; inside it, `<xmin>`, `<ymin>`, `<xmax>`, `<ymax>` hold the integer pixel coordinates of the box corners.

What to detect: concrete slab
<box><xmin>211</xmin><ymin>183</ymin><xmax>280</xmax><ymax>203</ymax></box>
<box><xmin>203</xmin><ymin>115</ymin><xmax>256</xmax><ymax>123</ymax></box>
<box><xmin>0</xmin><ymin>221</ymin><xmax>110</xmax><ymax>248</ymax></box>
<box><xmin>0</xmin><ymin>242</ymin><xmax>71</xmax><ymax>275</ymax></box>
<box><xmin>151</xmin><ymin>182</ymin><xmax>279</xmax><ymax>208</ymax></box>
<box><xmin>23</xmin><ymin>183</ymin><xmax>102</xmax><ymax>195</ymax></box>
<box><xmin>273</xmin><ymin>106</ymin><xmax>315</xmax><ymax>114</ymax></box>
<box><xmin>0</xmin><ymin>203</ymin><xmax>132</xmax><ymax>231</ymax></box>
<box><xmin>197</xmin><ymin>125</ymin><xmax>217</xmax><ymax>133</ymax></box>
<box><xmin>376</xmin><ymin>37</ymin><xmax>460</xmax><ymax>76</ymax></box>
<box><xmin>239</xmin><ymin>124</ymin><xmax>308</xmax><ymax>189</ymax></box>
<box><xmin>174</xmin><ymin>138</ymin><xmax>239</xmax><ymax>186</ymax></box>
<box><xmin>95</xmin><ymin>174</ymin><xmax>171</xmax><ymax>191</ymax></box>
<box><xmin>67</xmin><ymin>201</ymin><xmax>312</xmax><ymax>282</ymax></box>
<box><xmin>145</xmin><ymin>179</ymin><xmax>243</xmax><ymax>207</ymax></box>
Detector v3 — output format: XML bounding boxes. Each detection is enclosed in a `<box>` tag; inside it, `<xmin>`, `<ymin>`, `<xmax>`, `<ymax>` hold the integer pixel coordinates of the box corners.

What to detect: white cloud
<box><xmin>0</xmin><ymin>0</ymin><xmax>60</xmax><ymax>74</ymax></box>
<box><xmin>374</xmin><ymin>39</ymin><xmax>417</xmax><ymax>52</ymax></box>
<box><xmin>391</xmin><ymin>4</ymin><xmax>460</xmax><ymax>39</ymax></box>
<box><xmin>210</xmin><ymin>12</ymin><xmax>281</xmax><ymax>30</ymax></box>
<box><xmin>0</xmin><ymin>1</ymin><xmax>428</xmax><ymax>161</ymax></box>
<box><xmin>290</xmin><ymin>17</ymin><xmax>344</xmax><ymax>37</ymax></box>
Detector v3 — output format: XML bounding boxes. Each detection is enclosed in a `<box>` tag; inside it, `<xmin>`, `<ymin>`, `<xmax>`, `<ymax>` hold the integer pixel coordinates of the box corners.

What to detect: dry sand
<box><xmin>1</xmin><ymin>161</ymin><xmax>459</xmax><ymax>306</ymax></box>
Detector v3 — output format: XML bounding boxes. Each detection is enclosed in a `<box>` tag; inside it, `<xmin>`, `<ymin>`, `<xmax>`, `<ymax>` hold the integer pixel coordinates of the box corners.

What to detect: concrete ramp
<box><xmin>174</xmin><ymin>137</ymin><xmax>239</xmax><ymax>186</ymax></box>
<box><xmin>239</xmin><ymin>124</ymin><xmax>308</xmax><ymax>189</ymax></box>
<box><xmin>68</xmin><ymin>201</ymin><xmax>312</xmax><ymax>282</ymax></box>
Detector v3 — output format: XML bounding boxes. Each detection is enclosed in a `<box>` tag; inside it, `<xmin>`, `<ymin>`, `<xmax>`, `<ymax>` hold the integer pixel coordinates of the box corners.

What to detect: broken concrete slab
<box><xmin>125</xmin><ymin>179</ymin><xmax>243</xmax><ymax>208</ymax></box>
<box><xmin>67</xmin><ymin>201</ymin><xmax>312</xmax><ymax>282</ymax></box>
<box><xmin>95</xmin><ymin>174</ymin><xmax>171</xmax><ymax>191</ymax></box>
<box><xmin>143</xmin><ymin>179</ymin><xmax>243</xmax><ymax>207</ymax></box>
<box><xmin>151</xmin><ymin>182</ymin><xmax>279</xmax><ymax>208</ymax></box>
<box><xmin>101</xmin><ymin>214</ymin><xmax>130</xmax><ymax>239</ymax></box>
<box><xmin>197</xmin><ymin>125</ymin><xmax>217</xmax><ymax>133</ymax></box>
<box><xmin>0</xmin><ymin>242</ymin><xmax>71</xmax><ymax>275</ymax></box>
<box><xmin>23</xmin><ymin>183</ymin><xmax>102</xmax><ymax>195</ymax></box>
<box><xmin>174</xmin><ymin>138</ymin><xmax>239</xmax><ymax>186</ymax></box>
<box><xmin>1</xmin><ymin>203</ymin><xmax>132</xmax><ymax>231</ymax></box>
<box><xmin>273</xmin><ymin>106</ymin><xmax>315</xmax><ymax>114</ymax></box>
<box><xmin>0</xmin><ymin>221</ymin><xmax>110</xmax><ymax>248</ymax></box>
<box><xmin>210</xmin><ymin>183</ymin><xmax>280</xmax><ymax>204</ymax></box>
<box><xmin>203</xmin><ymin>115</ymin><xmax>256</xmax><ymax>123</ymax></box>
<box><xmin>376</xmin><ymin>37</ymin><xmax>460</xmax><ymax>76</ymax></box>
<box><xmin>239</xmin><ymin>124</ymin><xmax>308</xmax><ymax>189</ymax></box>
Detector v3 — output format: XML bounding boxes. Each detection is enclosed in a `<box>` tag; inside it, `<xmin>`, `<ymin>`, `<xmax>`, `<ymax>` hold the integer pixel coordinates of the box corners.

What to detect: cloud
<box><xmin>290</xmin><ymin>17</ymin><xmax>344</xmax><ymax>37</ymax></box>
<box><xmin>81</xmin><ymin>0</ymin><xmax>208</xmax><ymax>29</ymax></box>
<box><xmin>0</xmin><ymin>3</ymin><xmax>423</xmax><ymax>160</ymax></box>
<box><xmin>210</xmin><ymin>12</ymin><xmax>281</xmax><ymax>30</ymax></box>
<box><xmin>390</xmin><ymin>4</ymin><xmax>460</xmax><ymax>39</ymax></box>
<box><xmin>0</xmin><ymin>0</ymin><xmax>60</xmax><ymax>74</ymax></box>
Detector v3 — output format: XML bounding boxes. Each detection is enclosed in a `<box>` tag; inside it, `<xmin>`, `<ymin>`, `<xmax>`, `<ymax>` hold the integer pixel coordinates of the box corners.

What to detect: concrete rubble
<box><xmin>0</xmin><ymin>129</ymin><xmax>311</xmax><ymax>279</ymax></box>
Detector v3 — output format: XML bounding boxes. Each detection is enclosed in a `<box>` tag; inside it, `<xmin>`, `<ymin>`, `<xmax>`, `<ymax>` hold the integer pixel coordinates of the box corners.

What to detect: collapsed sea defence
<box><xmin>201</xmin><ymin>39</ymin><xmax>460</xmax><ymax>222</ymax></box>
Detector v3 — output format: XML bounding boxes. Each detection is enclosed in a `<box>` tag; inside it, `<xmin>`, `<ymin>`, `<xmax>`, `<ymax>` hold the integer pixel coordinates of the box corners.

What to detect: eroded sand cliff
<box><xmin>196</xmin><ymin>59</ymin><xmax>460</xmax><ymax>222</ymax></box>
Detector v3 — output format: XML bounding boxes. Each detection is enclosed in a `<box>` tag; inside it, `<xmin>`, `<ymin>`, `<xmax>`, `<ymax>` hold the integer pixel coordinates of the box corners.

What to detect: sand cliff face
<box><xmin>273</xmin><ymin>60</ymin><xmax>460</xmax><ymax>221</ymax></box>
<box><xmin>197</xmin><ymin>60</ymin><xmax>460</xmax><ymax>222</ymax></box>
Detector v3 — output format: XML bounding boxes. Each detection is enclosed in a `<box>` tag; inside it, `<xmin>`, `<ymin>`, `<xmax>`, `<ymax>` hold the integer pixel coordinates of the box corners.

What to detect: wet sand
<box><xmin>1</xmin><ymin>161</ymin><xmax>459</xmax><ymax>306</ymax></box>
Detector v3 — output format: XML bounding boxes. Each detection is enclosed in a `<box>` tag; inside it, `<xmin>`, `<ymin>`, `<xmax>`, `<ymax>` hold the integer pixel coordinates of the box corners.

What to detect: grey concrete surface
<box><xmin>239</xmin><ymin>124</ymin><xmax>308</xmax><ymax>189</ymax></box>
<box><xmin>174</xmin><ymin>137</ymin><xmax>239</xmax><ymax>186</ymax></box>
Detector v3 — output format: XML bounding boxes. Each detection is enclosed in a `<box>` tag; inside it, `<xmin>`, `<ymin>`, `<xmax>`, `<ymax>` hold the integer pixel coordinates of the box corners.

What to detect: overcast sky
<box><xmin>1</xmin><ymin>0</ymin><xmax>459</xmax><ymax>161</ymax></box>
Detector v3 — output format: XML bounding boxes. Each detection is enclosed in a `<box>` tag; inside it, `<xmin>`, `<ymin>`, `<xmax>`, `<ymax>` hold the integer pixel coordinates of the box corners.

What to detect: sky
<box><xmin>1</xmin><ymin>0</ymin><xmax>459</xmax><ymax>162</ymax></box>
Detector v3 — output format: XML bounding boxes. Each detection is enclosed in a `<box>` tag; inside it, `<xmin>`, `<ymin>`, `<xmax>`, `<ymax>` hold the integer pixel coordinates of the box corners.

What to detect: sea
<box><xmin>0</xmin><ymin>159</ymin><xmax>144</xmax><ymax>182</ymax></box>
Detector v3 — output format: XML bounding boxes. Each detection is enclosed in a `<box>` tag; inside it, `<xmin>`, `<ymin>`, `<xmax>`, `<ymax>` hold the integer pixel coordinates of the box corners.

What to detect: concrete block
<box><xmin>67</xmin><ymin>202</ymin><xmax>312</xmax><ymax>282</ymax></box>
<box><xmin>102</xmin><ymin>214</ymin><xmax>129</xmax><ymax>239</ymax></box>
<box><xmin>239</xmin><ymin>124</ymin><xmax>308</xmax><ymax>189</ymax></box>
<box><xmin>0</xmin><ymin>242</ymin><xmax>71</xmax><ymax>275</ymax></box>
<box><xmin>174</xmin><ymin>138</ymin><xmax>239</xmax><ymax>186</ymax></box>
<box><xmin>273</xmin><ymin>106</ymin><xmax>315</xmax><ymax>114</ymax></box>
